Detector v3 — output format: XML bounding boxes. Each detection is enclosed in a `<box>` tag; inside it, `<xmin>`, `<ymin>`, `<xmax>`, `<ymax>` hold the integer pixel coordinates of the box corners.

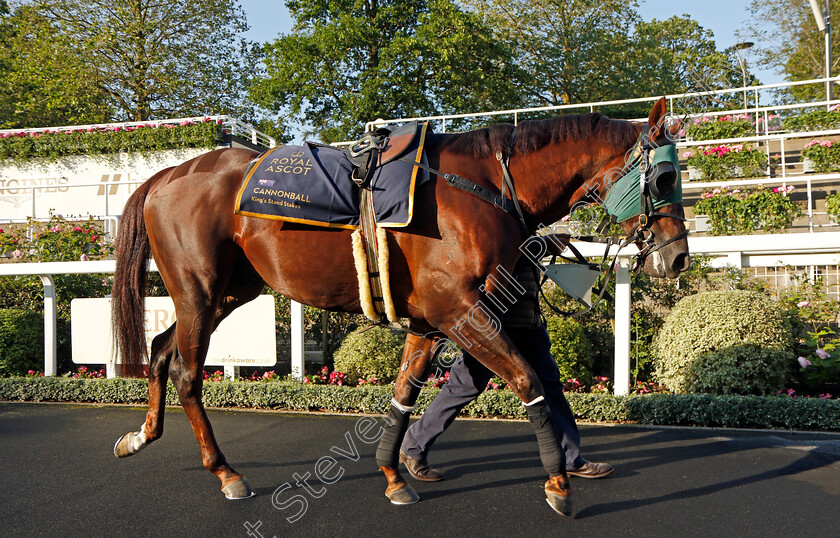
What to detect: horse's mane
<box><xmin>443</xmin><ymin>114</ymin><xmax>640</xmax><ymax>158</ymax></box>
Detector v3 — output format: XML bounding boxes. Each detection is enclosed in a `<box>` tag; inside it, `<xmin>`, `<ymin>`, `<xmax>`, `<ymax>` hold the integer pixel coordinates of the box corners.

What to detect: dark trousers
<box><xmin>401</xmin><ymin>325</ymin><xmax>585</xmax><ymax>470</ymax></box>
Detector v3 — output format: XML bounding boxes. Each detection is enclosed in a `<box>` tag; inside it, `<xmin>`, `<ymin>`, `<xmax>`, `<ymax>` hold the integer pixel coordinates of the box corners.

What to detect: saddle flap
<box><xmin>378</xmin><ymin>121</ymin><xmax>422</xmax><ymax>165</ymax></box>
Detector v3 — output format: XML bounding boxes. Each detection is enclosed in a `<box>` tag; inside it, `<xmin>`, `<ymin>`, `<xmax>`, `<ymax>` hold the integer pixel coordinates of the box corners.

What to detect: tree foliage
<box><xmin>251</xmin><ymin>0</ymin><xmax>524</xmax><ymax>142</ymax></box>
<box><xmin>0</xmin><ymin>2</ymin><xmax>111</xmax><ymax>128</ymax></box>
<box><xmin>741</xmin><ymin>0</ymin><xmax>840</xmax><ymax>102</ymax></box>
<box><xmin>33</xmin><ymin>0</ymin><xmax>257</xmax><ymax>121</ymax></box>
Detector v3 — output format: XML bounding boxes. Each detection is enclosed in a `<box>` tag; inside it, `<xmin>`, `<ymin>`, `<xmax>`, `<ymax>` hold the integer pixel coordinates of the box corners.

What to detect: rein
<box><xmin>399</xmin><ymin>123</ymin><xmax>688</xmax><ymax>319</ymax></box>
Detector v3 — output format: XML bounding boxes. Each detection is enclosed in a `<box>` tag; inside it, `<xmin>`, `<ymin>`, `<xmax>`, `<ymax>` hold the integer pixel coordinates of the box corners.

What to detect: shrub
<box><xmin>653</xmin><ymin>290</ymin><xmax>794</xmax><ymax>395</ymax></box>
<box><xmin>693</xmin><ymin>185</ymin><xmax>801</xmax><ymax>235</ymax></box>
<box><xmin>545</xmin><ymin>317</ymin><xmax>593</xmax><ymax>385</ymax></box>
<box><xmin>0</xmin><ymin>119</ymin><xmax>224</xmax><ymax>164</ymax></box>
<box><xmin>685</xmin><ymin>114</ymin><xmax>755</xmax><ymax>141</ymax></box>
<box><xmin>782</xmin><ymin>106</ymin><xmax>840</xmax><ymax>132</ymax></box>
<box><xmin>826</xmin><ymin>193</ymin><xmax>840</xmax><ymax>223</ymax></box>
<box><xmin>685</xmin><ymin>144</ymin><xmax>768</xmax><ymax>180</ymax></box>
<box><xmin>332</xmin><ymin>326</ymin><xmax>405</xmax><ymax>383</ymax></box>
<box><xmin>0</xmin><ymin>309</ymin><xmax>44</xmax><ymax>376</ymax></box>
<box><xmin>1</xmin><ymin>377</ymin><xmax>839</xmax><ymax>431</ymax></box>
<box><xmin>801</xmin><ymin>139</ymin><xmax>840</xmax><ymax>172</ymax></box>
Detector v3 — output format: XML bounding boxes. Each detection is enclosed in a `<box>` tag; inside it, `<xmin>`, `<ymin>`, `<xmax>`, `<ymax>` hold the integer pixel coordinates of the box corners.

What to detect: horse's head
<box><xmin>601</xmin><ymin>98</ymin><xmax>691</xmax><ymax>279</ymax></box>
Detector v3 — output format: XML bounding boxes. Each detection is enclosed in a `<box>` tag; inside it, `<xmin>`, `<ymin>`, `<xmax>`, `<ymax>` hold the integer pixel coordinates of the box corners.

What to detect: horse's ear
<box><xmin>647</xmin><ymin>97</ymin><xmax>668</xmax><ymax>139</ymax></box>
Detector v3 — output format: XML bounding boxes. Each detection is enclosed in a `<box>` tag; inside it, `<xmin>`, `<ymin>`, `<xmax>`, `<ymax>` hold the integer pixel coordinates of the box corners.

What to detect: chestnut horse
<box><xmin>111</xmin><ymin>98</ymin><xmax>689</xmax><ymax>515</ymax></box>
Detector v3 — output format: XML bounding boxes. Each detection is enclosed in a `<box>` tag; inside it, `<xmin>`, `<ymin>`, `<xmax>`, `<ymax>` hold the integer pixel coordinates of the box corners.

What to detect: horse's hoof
<box><xmin>113</xmin><ymin>431</ymin><xmax>147</xmax><ymax>458</ymax></box>
<box><xmin>222</xmin><ymin>477</ymin><xmax>256</xmax><ymax>500</ymax></box>
<box><xmin>386</xmin><ymin>483</ymin><xmax>420</xmax><ymax>505</ymax></box>
<box><xmin>544</xmin><ymin>485</ymin><xmax>573</xmax><ymax>517</ymax></box>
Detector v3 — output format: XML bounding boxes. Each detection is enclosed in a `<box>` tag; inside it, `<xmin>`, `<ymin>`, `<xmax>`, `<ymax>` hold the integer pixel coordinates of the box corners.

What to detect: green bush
<box><xmin>782</xmin><ymin>108</ymin><xmax>840</xmax><ymax>132</ymax></box>
<box><xmin>801</xmin><ymin>139</ymin><xmax>840</xmax><ymax>172</ymax></box>
<box><xmin>1</xmin><ymin>377</ymin><xmax>839</xmax><ymax>431</ymax></box>
<box><xmin>0</xmin><ymin>309</ymin><xmax>44</xmax><ymax>376</ymax></box>
<box><xmin>685</xmin><ymin>116</ymin><xmax>755</xmax><ymax>141</ymax></box>
<box><xmin>545</xmin><ymin>317</ymin><xmax>593</xmax><ymax>385</ymax></box>
<box><xmin>685</xmin><ymin>144</ymin><xmax>768</xmax><ymax>180</ymax></box>
<box><xmin>653</xmin><ymin>290</ymin><xmax>794</xmax><ymax>395</ymax></box>
<box><xmin>333</xmin><ymin>326</ymin><xmax>405</xmax><ymax>383</ymax></box>
<box><xmin>825</xmin><ymin>193</ymin><xmax>840</xmax><ymax>223</ymax></box>
<box><xmin>0</xmin><ymin>120</ymin><xmax>223</xmax><ymax>164</ymax></box>
<box><xmin>693</xmin><ymin>185</ymin><xmax>801</xmax><ymax>235</ymax></box>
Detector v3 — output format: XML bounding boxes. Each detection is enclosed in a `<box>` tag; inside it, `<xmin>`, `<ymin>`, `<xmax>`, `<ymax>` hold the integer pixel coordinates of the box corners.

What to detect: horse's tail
<box><xmin>111</xmin><ymin>171</ymin><xmax>166</xmax><ymax>377</ymax></box>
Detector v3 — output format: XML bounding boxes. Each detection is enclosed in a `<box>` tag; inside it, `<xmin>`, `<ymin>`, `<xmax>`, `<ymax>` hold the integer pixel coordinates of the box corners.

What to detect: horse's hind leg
<box><xmin>168</xmin><ymin>279</ymin><xmax>264</xmax><ymax>500</ymax></box>
<box><xmin>114</xmin><ymin>325</ymin><xmax>177</xmax><ymax>457</ymax></box>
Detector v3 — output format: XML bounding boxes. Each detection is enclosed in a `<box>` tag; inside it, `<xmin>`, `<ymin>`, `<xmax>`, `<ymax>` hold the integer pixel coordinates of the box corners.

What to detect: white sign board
<box><xmin>0</xmin><ymin>148</ymin><xmax>209</xmax><ymax>220</ymax></box>
<box><xmin>71</xmin><ymin>295</ymin><xmax>276</xmax><ymax>367</ymax></box>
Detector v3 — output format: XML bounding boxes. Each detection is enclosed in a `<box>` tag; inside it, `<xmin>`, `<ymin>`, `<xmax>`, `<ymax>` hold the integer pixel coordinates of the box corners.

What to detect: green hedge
<box><xmin>0</xmin><ymin>120</ymin><xmax>223</xmax><ymax>163</ymax></box>
<box><xmin>1</xmin><ymin>377</ymin><xmax>838</xmax><ymax>431</ymax></box>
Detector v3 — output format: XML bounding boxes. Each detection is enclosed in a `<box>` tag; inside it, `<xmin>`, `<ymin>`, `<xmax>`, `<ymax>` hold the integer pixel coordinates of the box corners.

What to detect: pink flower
<box><xmin>798</xmin><ymin>356</ymin><xmax>812</xmax><ymax>368</ymax></box>
<box><xmin>786</xmin><ymin>388</ymin><xmax>796</xmax><ymax>396</ymax></box>
<box><xmin>805</xmin><ymin>140</ymin><xmax>820</xmax><ymax>148</ymax></box>
<box><xmin>712</xmin><ymin>188</ymin><xmax>721</xmax><ymax>194</ymax></box>
<box><xmin>821</xmin><ymin>140</ymin><xmax>833</xmax><ymax>147</ymax></box>
<box><xmin>79</xmin><ymin>254</ymin><xmax>89</xmax><ymax>261</ymax></box>
<box><xmin>731</xmin><ymin>144</ymin><xmax>743</xmax><ymax>152</ymax></box>
<box><xmin>797</xmin><ymin>300</ymin><xmax>810</xmax><ymax>308</ymax></box>
<box><xmin>682</xmin><ymin>151</ymin><xmax>694</xmax><ymax>159</ymax></box>
<box><xmin>815</xmin><ymin>348</ymin><xmax>831</xmax><ymax>360</ymax></box>
<box><xmin>12</xmin><ymin>249</ymin><xmax>22</xmax><ymax>258</ymax></box>
<box><xmin>819</xmin><ymin>393</ymin><xmax>833</xmax><ymax>399</ymax></box>
<box><xmin>830</xmin><ymin>104</ymin><xmax>840</xmax><ymax>112</ymax></box>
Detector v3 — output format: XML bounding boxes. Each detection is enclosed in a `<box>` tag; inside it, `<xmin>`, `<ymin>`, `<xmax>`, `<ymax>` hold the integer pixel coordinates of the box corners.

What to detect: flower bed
<box><xmin>692</xmin><ymin>185</ymin><xmax>801</xmax><ymax>235</ymax></box>
<box><xmin>684</xmin><ymin>144</ymin><xmax>768</xmax><ymax>181</ymax></box>
<box><xmin>783</xmin><ymin>104</ymin><xmax>840</xmax><ymax>132</ymax></box>
<box><xmin>1</xmin><ymin>376</ymin><xmax>838</xmax><ymax>430</ymax></box>
<box><xmin>0</xmin><ymin>118</ymin><xmax>224</xmax><ymax>164</ymax></box>
<box><xmin>684</xmin><ymin>113</ymin><xmax>781</xmax><ymax>141</ymax></box>
<box><xmin>801</xmin><ymin>138</ymin><xmax>840</xmax><ymax>172</ymax></box>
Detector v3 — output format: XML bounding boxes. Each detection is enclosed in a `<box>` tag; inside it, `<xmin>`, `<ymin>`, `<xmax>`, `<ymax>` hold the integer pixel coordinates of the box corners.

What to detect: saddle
<box><xmin>344</xmin><ymin>121</ymin><xmax>425</xmax><ymax>188</ymax></box>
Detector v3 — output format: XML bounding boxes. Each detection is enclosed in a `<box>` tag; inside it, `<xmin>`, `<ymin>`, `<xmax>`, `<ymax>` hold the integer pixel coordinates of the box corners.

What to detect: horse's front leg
<box><xmin>444</xmin><ymin>313</ymin><xmax>573</xmax><ymax>516</ymax></box>
<box><xmin>376</xmin><ymin>332</ymin><xmax>436</xmax><ymax>505</ymax></box>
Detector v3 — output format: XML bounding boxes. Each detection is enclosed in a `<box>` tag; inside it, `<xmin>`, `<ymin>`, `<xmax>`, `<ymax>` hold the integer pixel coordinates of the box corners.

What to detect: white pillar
<box><xmin>223</xmin><ymin>365</ymin><xmax>239</xmax><ymax>380</ymax></box>
<box><xmin>39</xmin><ymin>275</ymin><xmax>57</xmax><ymax>377</ymax></box>
<box><xmin>613</xmin><ymin>261</ymin><xmax>632</xmax><ymax>396</ymax></box>
<box><xmin>291</xmin><ymin>300</ymin><xmax>305</xmax><ymax>380</ymax></box>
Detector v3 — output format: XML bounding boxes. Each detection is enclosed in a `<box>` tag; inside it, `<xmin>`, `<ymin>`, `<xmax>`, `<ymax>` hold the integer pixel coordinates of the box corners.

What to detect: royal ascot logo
<box><xmin>264</xmin><ymin>151</ymin><xmax>313</xmax><ymax>176</ymax></box>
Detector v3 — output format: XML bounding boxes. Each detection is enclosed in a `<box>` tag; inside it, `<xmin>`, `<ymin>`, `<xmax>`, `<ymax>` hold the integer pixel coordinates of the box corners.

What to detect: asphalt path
<box><xmin>1</xmin><ymin>402</ymin><xmax>839</xmax><ymax>537</ymax></box>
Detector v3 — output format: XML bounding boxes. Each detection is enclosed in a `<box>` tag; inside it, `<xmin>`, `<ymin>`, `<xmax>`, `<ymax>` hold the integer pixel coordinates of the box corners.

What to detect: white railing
<box><xmin>366</xmin><ymin>76</ymin><xmax>840</xmax><ymax>132</ymax></box>
<box><xmin>4</xmin><ymin>233</ymin><xmax>838</xmax><ymax>397</ymax></box>
<box><xmin>0</xmin><ymin>115</ymin><xmax>276</xmax><ymax>149</ymax></box>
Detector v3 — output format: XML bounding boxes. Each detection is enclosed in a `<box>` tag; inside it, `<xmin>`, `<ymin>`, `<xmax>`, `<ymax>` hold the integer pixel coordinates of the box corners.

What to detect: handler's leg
<box><xmin>400</xmin><ymin>351</ymin><xmax>494</xmax><ymax>479</ymax></box>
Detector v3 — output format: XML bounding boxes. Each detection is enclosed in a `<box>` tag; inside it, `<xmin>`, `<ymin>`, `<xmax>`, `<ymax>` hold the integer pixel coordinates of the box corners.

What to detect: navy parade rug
<box><xmin>234</xmin><ymin>126</ymin><xmax>429</xmax><ymax>229</ymax></box>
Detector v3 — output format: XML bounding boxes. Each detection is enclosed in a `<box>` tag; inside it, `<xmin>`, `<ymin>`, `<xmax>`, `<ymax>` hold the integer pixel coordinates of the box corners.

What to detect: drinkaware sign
<box><xmin>71</xmin><ymin>295</ymin><xmax>276</xmax><ymax>367</ymax></box>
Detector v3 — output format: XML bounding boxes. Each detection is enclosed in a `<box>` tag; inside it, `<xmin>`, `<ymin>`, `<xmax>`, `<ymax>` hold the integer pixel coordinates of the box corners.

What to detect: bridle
<box><xmin>599</xmin><ymin>124</ymin><xmax>689</xmax><ymax>272</ymax></box>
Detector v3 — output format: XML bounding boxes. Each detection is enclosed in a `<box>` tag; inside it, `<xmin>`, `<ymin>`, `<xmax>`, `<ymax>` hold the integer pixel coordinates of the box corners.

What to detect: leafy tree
<box><xmin>627</xmin><ymin>16</ymin><xmax>758</xmax><ymax>116</ymax></box>
<box><xmin>251</xmin><ymin>0</ymin><xmax>524</xmax><ymax>142</ymax></box>
<box><xmin>741</xmin><ymin>0</ymin><xmax>840</xmax><ymax>102</ymax></box>
<box><xmin>0</xmin><ymin>2</ymin><xmax>111</xmax><ymax>128</ymax></box>
<box><xmin>34</xmin><ymin>0</ymin><xmax>257</xmax><ymax>121</ymax></box>
<box><xmin>462</xmin><ymin>0</ymin><xmax>639</xmax><ymax>108</ymax></box>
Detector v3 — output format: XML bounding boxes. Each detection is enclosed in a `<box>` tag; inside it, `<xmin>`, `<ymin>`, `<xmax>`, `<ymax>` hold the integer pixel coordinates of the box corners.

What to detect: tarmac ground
<box><xmin>1</xmin><ymin>402</ymin><xmax>839</xmax><ymax>537</ymax></box>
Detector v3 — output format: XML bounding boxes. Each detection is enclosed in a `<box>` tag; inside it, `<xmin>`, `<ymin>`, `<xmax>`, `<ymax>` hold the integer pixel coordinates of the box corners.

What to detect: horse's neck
<box><xmin>515</xmin><ymin>128</ymin><xmax>642</xmax><ymax>225</ymax></box>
